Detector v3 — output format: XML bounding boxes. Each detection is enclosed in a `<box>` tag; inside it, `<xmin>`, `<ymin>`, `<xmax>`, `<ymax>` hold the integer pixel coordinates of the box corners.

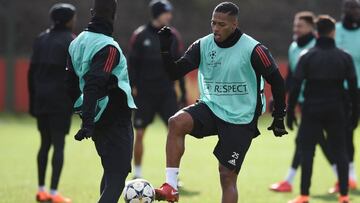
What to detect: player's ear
<box><xmin>314</xmin><ymin>31</ymin><xmax>319</xmax><ymax>38</ymax></box>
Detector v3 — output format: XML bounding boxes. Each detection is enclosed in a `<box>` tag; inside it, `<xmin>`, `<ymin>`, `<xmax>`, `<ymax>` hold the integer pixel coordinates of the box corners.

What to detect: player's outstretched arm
<box><xmin>158</xmin><ymin>26</ymin><xmax>198</xmax><ymax>80</ymax></box>
<box><xmin>251</xmin><ymin>44</ymin><xmax>288</xmax><ymax>137</ymax></box>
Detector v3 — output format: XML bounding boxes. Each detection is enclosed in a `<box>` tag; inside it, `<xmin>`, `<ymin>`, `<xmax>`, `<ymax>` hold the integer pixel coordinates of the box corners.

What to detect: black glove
<box><xmin>74</xmin><ymin>126</ymin><xmax>94</xmax><ymax>141</ymax></box>
<box><xmin>158</xmin><ymin>26</ymin><xmax>173</xmax><ymax>52</ymax></box>
<box><xmin>286</xmin><ymin>110</ymin><xmax>298</xmax><ymax>131</ymax></box>
<box><xmin>268</xmin><ymin>117</ymin><xmax>288</xmax><ymax>137</ymax></box>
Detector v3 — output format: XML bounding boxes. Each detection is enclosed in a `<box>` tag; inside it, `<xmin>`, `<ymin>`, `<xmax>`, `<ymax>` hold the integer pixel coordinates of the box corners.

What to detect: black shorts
<box><xmin>133</xmin><ymin>91</ymin><xmax>178</xmax><ymax>129</ymax></box>
<box><xmin>183</xmin><ymin>102</ymin><xmax>260</xmax><ymax>173</ymax></box>
<box><xmin>36</xmin><ymin>114</ymin><xmax>72</xmax><ymax>135</ymax></box>
<box><xmin>93</xmin><ymin>119</ymin><xmax>134</xmax><ymax>174</ymax></box>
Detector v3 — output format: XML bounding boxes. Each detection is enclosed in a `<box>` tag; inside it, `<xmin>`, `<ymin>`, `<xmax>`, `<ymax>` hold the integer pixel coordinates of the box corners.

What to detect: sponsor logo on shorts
<box><xmin>228</xmin><ymin>159</ymin><xmax>236</xmax><ymax>166</ymax></box>
<box><xmin>228</xmin><ymin>152</ymin><xmax>240</xmax><ymax>166</ymax></box>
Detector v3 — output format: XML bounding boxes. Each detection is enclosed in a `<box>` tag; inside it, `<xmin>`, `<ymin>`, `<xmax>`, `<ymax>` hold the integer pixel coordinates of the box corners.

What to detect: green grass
<box><xmin>0</xmin><ymin>114</ymin><xmax>359</xmax><ymax>203</ymax></box>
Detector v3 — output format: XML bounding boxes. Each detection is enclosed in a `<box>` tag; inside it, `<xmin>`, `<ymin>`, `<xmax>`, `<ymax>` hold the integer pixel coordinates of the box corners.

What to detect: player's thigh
<box><xmin>324</xmin><ymin>108</ymin><xmax>347</xmax><ymax>150</ymax></box>
<box><xmin>214</xmin><ymin>119</ymin><xmax>258</xmax><ymax>174</ymax></box>
<box><xmin>133</xmin><ymin>95</ymin><xmax>156</xmax><ymax>129</ymax></box>
<box><xmin>93</xmin><ymin>120</ymin><xmax>134</xmax><ymax>174</ymax></box>
<box><xmin>159</xmin><ymin>92</ymin><xmax>178</xmax><ymax>125</ymax></box>
<box><xmin>182</xmin><ymin>102</ymin><xmax>217</xmax><ymax>138</ymax></box>
<box><xmin>297</xmin><ymin>112</ymin><xmax>322</xmax><ymax>152</ymax></box>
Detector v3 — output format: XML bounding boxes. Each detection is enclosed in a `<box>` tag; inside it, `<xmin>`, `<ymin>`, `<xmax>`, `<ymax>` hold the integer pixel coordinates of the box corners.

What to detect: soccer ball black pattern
<box><xmin>123</xmin><ymin>179</ymin><xmax>155</xmax><ymax>203</ymax></box>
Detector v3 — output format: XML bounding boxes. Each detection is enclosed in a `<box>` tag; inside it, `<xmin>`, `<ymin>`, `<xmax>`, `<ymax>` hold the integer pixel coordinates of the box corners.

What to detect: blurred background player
<box><xmin>67</xmin><ymin>0</ymin><xmax>136</xmax><ymax>202</ymax></box>
<box><xmin>128</xmin><ymin>0</ymin><xmax>187</xmax><ymax>179</ymax></box>
<box><xmin>287</xmin><ymin>15</ymin><xmax>358</xmax><ymax>203</ymax></box>
<box><xmin>331</xmin><ymin>0</ymin><xmax>360</xmax><ymax>193</ymax></box>
<box><xmin>270</xmin><ymin>11</ymin><xmax>336</xmax><ymax>193</ymax></box>
<box><xmin>28</xmin><ymin>3</ymin><xmax>76</xmax><ymax>203</ymax></box>
<box><xmin>155</xmin><ymin>2</ymin><xmax>287</xmax><ymax>202</ymax></box>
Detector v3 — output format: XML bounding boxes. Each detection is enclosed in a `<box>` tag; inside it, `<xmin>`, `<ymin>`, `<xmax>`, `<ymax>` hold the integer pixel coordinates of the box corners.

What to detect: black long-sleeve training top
<box><xmin>161</xmin><ymin>28</ymin><xmax>286</xmax><ymax>118</ymax></box>
<box><xmin>288</xmin><ymin>37</ymin><xmax>358</xmax><ymax>115</ymax></box>
<box><xmin>67</xmin><ymin>17</ymin><xmax>131</xmax><ymax>129</ymax></box>
<box><xmin>28</xmin><ymin>25</ymin><xmax>75</xmax><ymax>116</ymax></box>
<box><xmin>128</xmin><ymin>23</ymin><xmax>186</xmax><ymax>97</ymax></box>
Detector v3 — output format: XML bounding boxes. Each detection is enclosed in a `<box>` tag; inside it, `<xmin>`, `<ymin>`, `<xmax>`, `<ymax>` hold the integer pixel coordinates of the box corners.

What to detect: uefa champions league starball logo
<box><xmin>209</xmin><ymin>50</ymin><xmax>217</xmax><ymax>62</ymax></box>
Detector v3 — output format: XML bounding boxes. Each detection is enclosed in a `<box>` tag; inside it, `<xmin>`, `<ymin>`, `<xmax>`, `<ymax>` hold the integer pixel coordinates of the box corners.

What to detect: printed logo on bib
<box><xmin>207</xmin><ymin>50</ymin><xmax>221</xmax><ymax>68</ymax></box>
<box><xmin>203</xmin><ymin>81</ymin><xmax>248</xmax><ymax>96</ymax></box>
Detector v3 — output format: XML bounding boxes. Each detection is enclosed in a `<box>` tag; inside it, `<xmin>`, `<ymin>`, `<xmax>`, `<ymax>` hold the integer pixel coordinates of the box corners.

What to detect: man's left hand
<box><xmin>268</xmin><ymin>117</ymin><xmax>288</xmax><ymax>137</ymax></box>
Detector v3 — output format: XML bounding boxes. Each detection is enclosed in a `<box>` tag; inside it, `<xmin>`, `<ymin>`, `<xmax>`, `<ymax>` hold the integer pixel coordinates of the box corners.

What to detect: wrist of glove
<box><xmin>268</xmin><ymin>116</ymin><xmax>288</xmax><ymax>137</ymax></box>
<box><xmin>74</xmin><ymin>124</ymin><xmax>94</xmax><ymax>141</ymax></box>
<box><xmin>158</xmin><ymin>26</ymin><xmax>173</xmax><ymax>53</ymax></box>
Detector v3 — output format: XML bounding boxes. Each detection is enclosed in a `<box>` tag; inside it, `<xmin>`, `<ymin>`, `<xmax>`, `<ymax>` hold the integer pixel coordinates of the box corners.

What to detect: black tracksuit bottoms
<box><xmin>297</xmin><ymin>103</ymin><xmax>349</xmax><ymax>196</ymax></box>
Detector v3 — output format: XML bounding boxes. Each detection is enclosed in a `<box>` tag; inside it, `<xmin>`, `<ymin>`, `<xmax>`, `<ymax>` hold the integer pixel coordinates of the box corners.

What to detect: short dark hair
<box><xmin>295</xmin><ymin>11</ymin><xmax>316</xmax><ymax>27</ymax></box>
<box><xmin>214</xmin><ymin>2</ymin><xmax>239</xmax><ymax>17</ymax></box>
<box><xmin>316</xmin><ymin>15</ymin><xmax>336</xmax><ymax>36</ymax></box>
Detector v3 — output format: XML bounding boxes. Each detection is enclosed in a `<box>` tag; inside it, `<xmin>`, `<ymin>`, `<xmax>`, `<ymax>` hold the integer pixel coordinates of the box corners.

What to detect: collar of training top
<box><xmin>148</xmin><ymin>22</ymin><xmax>162</xmax><ymax>33</ymax></box>
<box><xmin>316</xmin><ymin>37</ymin><xmax>336</xmax><ymax>49</ymax></box>
<box><xmin>86</xmin><ymin>16</ymin><xmax>114</xmax><ymax>37</ymax></box>
<box><xmin>214</xmin><ymin>28</ymin><xmax>243</xmax><ymax>48</ymax></box>
<box><xmin>296</xmin><ymin>32</ymin><xmax>315</xmax><ymax>48</ymax></box>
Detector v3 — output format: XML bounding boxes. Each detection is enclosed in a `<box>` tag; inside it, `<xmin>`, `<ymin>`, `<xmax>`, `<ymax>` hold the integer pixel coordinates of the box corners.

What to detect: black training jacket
<box><xmin>128</xmin><ymin>23</ymin><xmax>186</xmax><ymax>97</ymax></box>
<box><xmin>288</xmin><ymin>37</ymin><xmax>358</xmax><ymax>115</ymax></box>
<box><xmin>28</xmin><ymin>26</ymin><xmax>75</xmax><ymax>116</ymax></box>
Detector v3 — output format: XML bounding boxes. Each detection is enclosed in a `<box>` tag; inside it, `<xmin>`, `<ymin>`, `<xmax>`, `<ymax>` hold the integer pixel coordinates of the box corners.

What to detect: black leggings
<box><xmin>37</xmin><ymin>115</ymin><xmax>70</xmax><ymax>190</ymax></box>
<box><xmin>37</xmin><ymin>129</ymin><xmax>65</xmax><ymax>190</ymax></box>
<box><xmin>98</xmin><ymin>172</ymin><xmax>127</xmax><ymax>203</ymax></box>
<box><xmin>298</xmin><ymin>105</ymin><xmax>349</xmax><ymax>196</ymax></box>
<box><xmin>291</xmin><ymin>130</ymin><xmax>334</xmax><ymax>169</ymax></box>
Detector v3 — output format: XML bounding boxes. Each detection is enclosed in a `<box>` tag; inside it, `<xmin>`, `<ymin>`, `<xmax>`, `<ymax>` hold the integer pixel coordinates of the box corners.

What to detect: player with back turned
<box><xmin>28</xmin><ymin>3</ymin><xmax>76</xmax><ymax>203</ymax></box>
<box><xmin>155</xmin><ymin>2</ymin><xmax>288</xmax><ymax>202</ymax></box>
<box><xmin>270</xmin><ymin>11</ymin><xmax>336</xmax><ymax>193</ymax></box>
<box><xmin>66</xmin><ymin>0</ymin><xmax>136</xmax><ymax>202</ymax></box>
<box><xmin>287</xmin><ymin>16</ymin><xmax>358</xmax><ymax>203</ymax></box>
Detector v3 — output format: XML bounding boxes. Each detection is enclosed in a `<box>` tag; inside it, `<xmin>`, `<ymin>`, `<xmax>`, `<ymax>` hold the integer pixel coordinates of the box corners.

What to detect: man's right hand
<box><xmin>74</xmin><ymin>127</ymin><xmax>94</xmax><ymax>141</ymax></box>
<box><xmin>158</xmin><ymin>26</ymin><xmax>173</xmax><ymax>52</ymax></box>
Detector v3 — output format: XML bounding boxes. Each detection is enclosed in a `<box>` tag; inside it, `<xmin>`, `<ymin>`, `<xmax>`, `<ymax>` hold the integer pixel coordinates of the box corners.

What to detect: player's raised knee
<box><xmin>168</xmin><ymin>111</ymin><xmax>193</xmax><ymax>133</ymax></box>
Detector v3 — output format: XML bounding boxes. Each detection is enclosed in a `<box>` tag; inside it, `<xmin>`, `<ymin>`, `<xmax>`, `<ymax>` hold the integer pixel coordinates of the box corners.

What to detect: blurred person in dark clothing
<box><xmin>128</xmin><ymin>0</ymin><xmax>187</xmax><ymax>179</ymax></box>
<box><xmin>28</xmin><ymin>3</ymin><xmax>76</xmax><ymax>203</ymax></box>
<box><xmin>67</xmin><ymin>0</ymin><xmax>136</xmax><ymax>202</ymax></box>
<box><xmin>287</xmin><ymin>15</ymin><xmax>358</xmax><ymax>203</ymax></box>
<box><xmin>329</xmin><ymin>0</ymin><xmax>360</xmax><ymax>193</ymax></box>
<box><xmin>270</xmin><ymin>11</ymin><xmax>335</xmax><ymax>193</ymax></box>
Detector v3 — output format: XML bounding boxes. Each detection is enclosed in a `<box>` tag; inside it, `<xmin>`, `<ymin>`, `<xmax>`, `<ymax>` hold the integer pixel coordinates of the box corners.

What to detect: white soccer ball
<box><xmin>123</xmin><ymin>179</ymin><xmax>155</xmax><ymax>203</ymax></box>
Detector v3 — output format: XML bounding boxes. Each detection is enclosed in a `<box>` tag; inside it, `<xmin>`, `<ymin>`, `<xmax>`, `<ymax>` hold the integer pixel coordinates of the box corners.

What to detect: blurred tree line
<box><xmin>0</xmin><ymin>0</ymin><xmax>342</xmax><ymax>59</ymax></box>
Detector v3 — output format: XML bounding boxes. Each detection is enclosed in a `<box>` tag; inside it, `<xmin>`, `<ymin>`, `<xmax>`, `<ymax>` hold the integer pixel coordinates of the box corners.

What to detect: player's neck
<box><xmin>214</xmin><ymin>28</ymin><xmax>242</xmax><ymax>48</ymax></box>
<box><xmin>86</xmin><ymin>16</ymin><xmax>114</xmax><ymax>36</ymax></box>
<box><xmin>296</xmin><ymin>32</ymin><xmax>315</xmax><ymax>47</ymax></box>
<box><xmin>316</xmin><ymin>37</ymin><xmax>335</xmax><ymax>49</ymax></box>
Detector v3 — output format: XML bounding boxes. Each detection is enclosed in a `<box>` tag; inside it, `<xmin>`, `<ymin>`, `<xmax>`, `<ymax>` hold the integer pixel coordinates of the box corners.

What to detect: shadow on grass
<box><xmin>179</xmin><ymin>187</ymin><xmax>201</xmax><ymax>197</ymax></box>
<box><xmin>350</xmin><ymin>189</ymin><xmax>360</xmax><ymax>196</ymax></box>
<box><xmin>312</xmin><ymin>193</ymin><xmax>337</xmax><ymax>201</ymax></box>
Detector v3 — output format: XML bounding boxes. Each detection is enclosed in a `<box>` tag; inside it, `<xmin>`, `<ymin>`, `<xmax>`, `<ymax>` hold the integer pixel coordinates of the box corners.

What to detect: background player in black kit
<box><xmin>28</xmin><ymin>3</ymin><xmax>76</xmax><ymax>203</ymax></box>
<box><xmin>128</xmin><ymin>0</ymin><xmax>187</xmax><ymax>179</ymax></box>
<box><xmin>287</xmin><ymin>15</ymin><xmax>358</xmax><ymax>203</ymax></box>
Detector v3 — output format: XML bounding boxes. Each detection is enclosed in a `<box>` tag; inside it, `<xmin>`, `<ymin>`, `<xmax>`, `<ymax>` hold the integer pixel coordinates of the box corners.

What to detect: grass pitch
<box><xmin>0</xmin><ymin>114</ymin><xmax>359</xmax><ymax>203</ymax></box>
